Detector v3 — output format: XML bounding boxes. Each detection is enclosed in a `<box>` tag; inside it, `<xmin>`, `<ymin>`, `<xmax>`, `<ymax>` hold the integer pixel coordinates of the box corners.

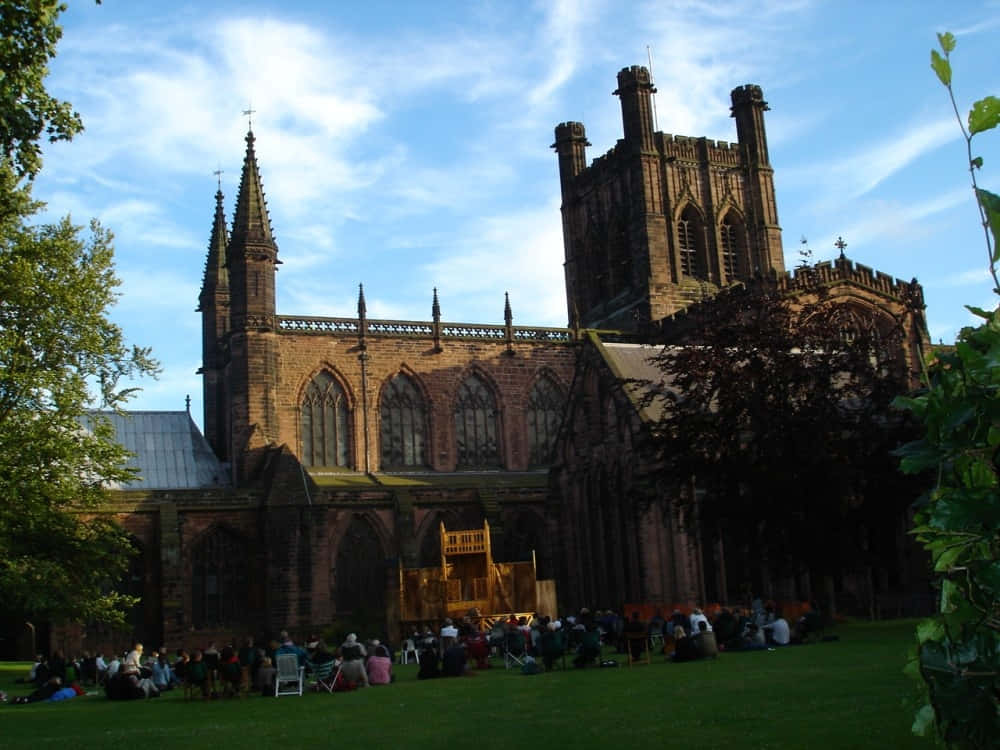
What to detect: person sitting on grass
<box><xmin>692</xmin><ymin>620</ymin><xmax>719</xmax><ymax>659</ymax></box>
<box><xmin>255</xmin><ymin>656</ymin><xmax>276</xmax><ymax>696</ymax></box>
<box><xmin>152</xmin><ymin>652</ymin><xmax>179</xmax><ymax>691</ymax></box>
<box><xmin>671</xmin><ymin>626</ymin><xmax>698</xmax><ymax>662</ymax></box>
<box><xmin>367</xmin><ymin>644</ymin><xmax>393</xmax><ymax>684</ymax></box>
<box><xmin>540</xmin><ymin>621</ymin><xmax>564</xmax><ymax>671</ymax></box>
<box><xmin>441</xmin><ymin>639</ymin><xmax>468</xmax><ymax>677</ymax></box>
<box><xmin>623</xmin><ymin>611</ymin><xmax>647</xmax><ymax>660</ymax></box>
<box><xmin>340</xmin><ymin>635</ymin><xmax>370</xmax><ymax>688</ymax></box>
<box><xmin>11</xmin><ymin>676</ymin><xmax>63</xmax><ymax>704</ymax></box>
<box><xmin>573</xmin><ymin>624</ymin><xmax>601</xmax><ymax>668</ymax></box>
<box><xmin>765</xmin><ymin>613</ymin><xmax>791</xmax><ymax>646</ymax></box>
<box><xmin>186</xmin><ymin>650</ymin><xmax>210</xmax><ymax>699</ymax></box>
<box><xmin>741</xmin><ymin>623</ymin><xmax>767</xmax><ymax>650</ymax></box>
<box><xmin>417</xmin><ymin>644</ymin><xmax>440</xmax><ymax>680</ymax></box>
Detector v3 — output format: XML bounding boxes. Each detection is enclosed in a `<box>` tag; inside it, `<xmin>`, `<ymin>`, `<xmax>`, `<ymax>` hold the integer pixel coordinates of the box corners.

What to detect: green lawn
<box><xmin>1</xmin><ymin>619</ymin><xmax>931</xmax><ymax>749</ymax></box>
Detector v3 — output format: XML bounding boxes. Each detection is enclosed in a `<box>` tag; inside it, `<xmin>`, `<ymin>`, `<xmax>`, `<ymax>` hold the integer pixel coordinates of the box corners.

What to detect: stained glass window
<box><xmin>301</xmin><ymin>371</ymin><xmax>350</xmax><ymax>467</ymax></box>
<box><xmin>379</xmin><ymin>374</ymin><xmax>427</xmax><ymax>469</ymax></box>
<box><xmin>527</xmin><ymin>376</ymin><xmax>563</xmax><ymax>466</ymax></box>
<box><xmin>454</xmin><ymin>374</ymin><xmax>500</xmax><ymax>468</ymax></box>
<box><xmin>191</xmin><ymin>527</ymin><xmax>248</xmax><ymax>628</ymax></box>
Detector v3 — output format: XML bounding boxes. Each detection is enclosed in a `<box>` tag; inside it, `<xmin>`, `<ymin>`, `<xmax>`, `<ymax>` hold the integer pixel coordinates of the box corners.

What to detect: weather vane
<box><xmin>213</xmin><ymin>166</ymin><xmax>223</xmax><ymax>190</ymax></box>
<box><xmin>242</xmin><ymin>103</ymin><xmax>256</xmax><ymax>130</ymax></box>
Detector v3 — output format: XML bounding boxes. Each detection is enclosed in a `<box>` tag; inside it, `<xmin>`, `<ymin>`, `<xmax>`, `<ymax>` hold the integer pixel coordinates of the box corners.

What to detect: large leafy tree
<box><xmin>638</xmin><ymin>278</ymin><xmax>921</xmax><ymax>602</ymax></box>
<box><xmin>0</xmin><ymin>0</ymin><xmax>158</xmax><ymax>627</ymax></box>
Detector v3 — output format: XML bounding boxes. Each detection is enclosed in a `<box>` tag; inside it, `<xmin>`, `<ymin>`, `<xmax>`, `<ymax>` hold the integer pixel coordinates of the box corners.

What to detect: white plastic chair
<box><xmin>274</xmin><ymin>653</ymin><xmax>304</xmax><ymax>697</ymax></box>
<box><xmin>399</xmin><ymin>638</ymin><xmax>419</xmax><ymax>665</ymax></box>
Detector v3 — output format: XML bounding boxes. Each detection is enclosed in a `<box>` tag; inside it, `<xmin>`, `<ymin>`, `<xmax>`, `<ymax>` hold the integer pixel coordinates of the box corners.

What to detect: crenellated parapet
<box><xmin>779</xmin><ymin>257</ymin><xmax>926</xmax><ymax>309</ymax></box>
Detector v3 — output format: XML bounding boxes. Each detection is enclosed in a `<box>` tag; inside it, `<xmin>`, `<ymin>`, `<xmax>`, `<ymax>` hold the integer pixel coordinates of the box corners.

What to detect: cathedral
<box><xmin>49</xmin><ymin>66</ymin><xmax>929</xmax><ymax>653</ymax></box>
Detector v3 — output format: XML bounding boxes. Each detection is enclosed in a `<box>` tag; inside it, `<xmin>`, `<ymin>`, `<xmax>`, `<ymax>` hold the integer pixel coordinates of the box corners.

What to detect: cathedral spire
<box><xmin>230</xmin><ymin>129</ymin><xmax>277</xmax><ymax>250</ymax></box>
<box><xmin>198</xmin><ymin>185</ymin><xmax>229</xmax><ymax>308</ymax></box>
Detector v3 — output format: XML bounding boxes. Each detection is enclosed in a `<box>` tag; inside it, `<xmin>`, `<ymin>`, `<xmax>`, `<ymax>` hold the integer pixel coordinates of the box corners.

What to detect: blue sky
<box><xmin>34</xmin><ymin>0</ymin><xmax>1000</xmax><ymax>427</ymax></box>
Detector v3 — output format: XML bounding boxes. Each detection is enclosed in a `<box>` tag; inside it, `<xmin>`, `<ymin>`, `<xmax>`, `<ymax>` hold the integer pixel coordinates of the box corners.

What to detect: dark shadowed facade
<box><xmin>44</xmin><ymin>65</ymin><xmax>929</xmax><ymax>655</ymax></box>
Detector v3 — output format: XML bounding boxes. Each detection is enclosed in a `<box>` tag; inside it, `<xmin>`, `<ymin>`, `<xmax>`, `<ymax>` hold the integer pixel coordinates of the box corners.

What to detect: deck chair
<box><xmin>274</xmin><ymin>653</ymin><xmax>304</xmax><ymax>697</ymax></box>
<box><xmin>503</xmin><ymin>631</ymin><xmax>527</xmax><ymax>669</ymax></box>
<box><xmin>626</xmin><ymin>633</ymin><xmax>651</xmax><ymax>666</ymax></box>
<box><xmin>399</xmin><ymin>638</ymin><xmax>419</xmax><ymax>665</ymax></box>
<box><xmin>307</xmin><ymin>659</ymin><xmax>340</xmax><ymax>693</ymax></box>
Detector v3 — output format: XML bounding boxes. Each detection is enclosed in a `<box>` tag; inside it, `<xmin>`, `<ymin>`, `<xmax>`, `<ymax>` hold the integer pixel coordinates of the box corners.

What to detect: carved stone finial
<box><xmin>504</xmin><ymin>292</ymin><xmax>513</xmax><ymax>326</ymax></box>
<box><xmin>432</xmin><ymin>287</ymin><xmax>441</xmax><ymax>323</ymax></box>
<box><xmin>357</xmin><ymin>283</ymin><xmax>367</xmax><ymax>320</ymax></box>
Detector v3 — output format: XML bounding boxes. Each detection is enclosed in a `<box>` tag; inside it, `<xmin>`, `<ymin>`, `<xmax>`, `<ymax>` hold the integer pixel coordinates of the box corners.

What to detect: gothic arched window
<box><xmin>334</xmin><ymin>516</ymin><xmax>386</xmax><ymax>617</ymax></box>
<box><xmin>301</xmin><ymin>371</ymin><xmax>351</xmax><ymax>468</ymax></box>
<box><xmin>720</xmin><ymin>211</ymin><xmax>747</xmax><ymax>281</ymax></box>
<box><xmin>454</xmin><ymin>374</ymin><xmax>500</xmax><ymax>468</ymax></box>
<box><xmin>191</xmin><ymin>527</ymin><xmax>248</xmax><ymax>629</ymax></box>
<box><xmin>677</xmin><ymin>205</ymin><xmax>706</xmax><ymax>279</ymax></box>
<box><xmin>526</xmin><ymin>376</ymin><xmax>564</xmax><ymax>467</ymax></box>
<box><xmin>379</xmin><ymin>374</ymin><xmax>427</xmax><ymax>469</ymax></box>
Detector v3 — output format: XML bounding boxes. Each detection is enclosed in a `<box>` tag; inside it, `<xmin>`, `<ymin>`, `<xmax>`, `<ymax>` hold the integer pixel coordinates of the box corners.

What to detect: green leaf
<box><xmin>976</xmin><ymin>189</ymin><xmax>1000</xmax><ymax>260</ymax></box>
<box><xmin>972</xmin><ymin>156</ymin><xmax>983</xmax><ymax>169</ymax></box>
<box><xmin>937</xmin><ymin>31</ymin><xmax>956</xmax><ymax>54</ymax></box>
<box><xmin>931</xmin><ymin>49</ymin><xmax>952</xmax><ymax>87</ymax></box>
<box><xmin>912</xmin><ymin>703</ymin><xmax>936</xmax><ymax>737</ymax></box>
<box><xmin>968</xmin><ymin>96</ymin><xmax>1000</xmax><ymax>135</ymax></box>
<box><xmin>917</xmin><ymin>617</ymin><xmax>945</xmax><ymax>644</ymax></box>
<box><xmin>965</xmin><ymin>305</ymin><xmax>994</xmax><ymax>320</ymax></box>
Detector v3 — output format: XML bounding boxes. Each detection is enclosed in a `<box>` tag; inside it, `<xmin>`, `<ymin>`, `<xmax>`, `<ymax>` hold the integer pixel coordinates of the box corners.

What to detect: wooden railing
<box><xmin>443</xmin><ymin>529</ymin><xmax>487</xmax><ymax>555</ymax></box>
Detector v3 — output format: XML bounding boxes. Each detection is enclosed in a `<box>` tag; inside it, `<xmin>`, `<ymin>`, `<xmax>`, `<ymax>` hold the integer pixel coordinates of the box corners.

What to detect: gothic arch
<box><xmin>298</xmin><ymin>367</ymin><xmax>354</xmax><ymax>468</ymax></box>
<box><xmin>189</xmin><ymin>524</ymin><xmax>249</xmax><ymax>629</ymax></box>
<box><xmin>718</xmin><ymin>207</ymin><xmax>749</xmax><ymax>283</ymax></box>
<box><xmin>675</xmin><ymin>202</ymin><xmax>708</xmax><ymax>280</ymax></box>
<box><xmin>452</xmin><ymin>368</ymin><xmax>503</xmax><ymax>469</ymax></box>
<box><xmin>377</xmin><ymin>368</ymin><xmax>431</xmax><ymax>470</ymax></box>
<box><xmin>525</xmin><ymin>372</ymin><xmax>566</xmax><ymax>467</ymax></box>
<box><xmin>331</xmin><ymin>513</ymin><xmax>389</xmax><ymax>617</ymax></box>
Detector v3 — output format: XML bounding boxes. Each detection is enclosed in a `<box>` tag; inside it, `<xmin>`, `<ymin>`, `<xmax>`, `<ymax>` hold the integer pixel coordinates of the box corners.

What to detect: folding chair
<box><xmin>274</xmin><ymin>653</ymin><xmax>304</xmax><ymax>697</ymax></box>
<box><xmin>399</xmin><ymin>638</ymin><xmax>419</xmax><ymax>665</ymax></box>
<box><xmin>307</xmin><ymin>659</ymin><xmax>340</xmax><ymax>693</ymax></box>
<box><xmin>503</xmin><ymin>631</ymin><xmax>527</xmax><ymax>669</ymax></box>
<box><xmin>626</xmin><ymin>633</ymin><xmax>651</xmax><ymax>666</ymax></box>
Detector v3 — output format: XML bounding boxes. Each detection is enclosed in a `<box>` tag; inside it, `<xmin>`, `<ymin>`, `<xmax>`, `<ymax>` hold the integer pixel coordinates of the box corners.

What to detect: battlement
<box><xmin>780</xmin><ymin>257</ymin><xmax>924</xmax><ymax>305</ymax></box>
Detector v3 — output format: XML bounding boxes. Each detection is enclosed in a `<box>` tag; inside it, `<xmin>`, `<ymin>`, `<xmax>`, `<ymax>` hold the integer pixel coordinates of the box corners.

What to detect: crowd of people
<box><xmin>3</xmin><ymin>599</ymin><xmax>823</xmax><ymax>704</ymax></box>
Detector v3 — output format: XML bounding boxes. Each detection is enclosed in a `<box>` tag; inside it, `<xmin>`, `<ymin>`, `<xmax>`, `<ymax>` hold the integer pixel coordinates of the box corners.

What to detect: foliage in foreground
<box><xmin>894</xmin><ymin>32</ymin><xmax>1000</xmax><ymax>748</ymax></box>
<box><xmin>636</xmin><ymin>277</ymin><xmax>920</xmax><ymax>598</ymax></box>
<box><xmin>0</xmin><ymin>0</ymin><xmax>157</xmax><ymax>626</ymax></box>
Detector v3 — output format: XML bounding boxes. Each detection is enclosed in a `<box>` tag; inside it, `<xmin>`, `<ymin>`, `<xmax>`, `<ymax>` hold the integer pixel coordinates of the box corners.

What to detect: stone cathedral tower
<box><xmin>553</xmin><ymin>66</ymin><xmax>784</xmax><ymax>331</ymax></box>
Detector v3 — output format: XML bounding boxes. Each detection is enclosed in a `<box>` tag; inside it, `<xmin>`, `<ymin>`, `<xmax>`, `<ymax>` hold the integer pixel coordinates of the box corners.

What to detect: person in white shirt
<box><xmin>440</xmin><ymin>618</ymin><xmax>459</xmax><ymax>639</ymax></box>
<box><xmin>768</xmin><ymin>617</ymin><xmax>791</xmax><ymax>645</ymax></box>
<box><xmin>689</xmin><ymin>608</ymin><xmax>712</xmax><ymax>633</ymax></box>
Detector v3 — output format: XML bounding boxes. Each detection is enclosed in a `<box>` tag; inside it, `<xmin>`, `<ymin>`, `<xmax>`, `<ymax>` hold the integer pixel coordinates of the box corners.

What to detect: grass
<box><xmin>0</xmin><ymin>619</ymin><xmax>931</xmax><ymax>749</ymax></box>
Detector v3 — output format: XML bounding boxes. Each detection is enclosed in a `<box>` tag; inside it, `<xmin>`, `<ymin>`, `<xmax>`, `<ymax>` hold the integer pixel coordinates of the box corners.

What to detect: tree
<box><xmin>637</xmin><ymin>279</ymin><xmax>921</xmax><ymax>605</ymax></box>
<box><xmin>895</xmin><ymin>33</ymin><xmax>1000</xmax><ymax>748</ymax></box>
<box><xmin>0</xmin><ymin>0</ymin><xmax>158</xmax><ymax>627</ymax></box>
<box><xmin>0</xmin><ymin>0</ymin><xmax>83</xmax><ymax>180</ymax></box>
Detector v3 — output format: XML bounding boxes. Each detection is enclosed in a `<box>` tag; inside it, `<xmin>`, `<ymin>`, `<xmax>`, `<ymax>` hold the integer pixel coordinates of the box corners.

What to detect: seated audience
<box><xmin>692</xmin><ymin>620</ymin><xmax>719</xmax><ymax>659</ymax></box>
<box><xmin>573</xmin><ymin>625</ymin><xmax>601</xmax><ymax>668</ymax></box>
<box><xmin>540</xmin><ymin>621</ymin><xmax>564</xmax><ymax>671</ymax></box>
<box><xmin>367</xmin><ymin>644</ymin><xmax>393</xmax><ymax>685</ymax></box>
<box><xmin>186</xmin><ymin>650</ymin><xmax>210</xmax><ymax>699</ymax></box>
<box><xmin>441</xmin><ymin>640</ymin><xmax>468</xmax><ymax>677</ymax></box>
<box><xmin>255</xmin><ymin>656</ymin><xmax>276</xmax><ymax>696</ymax></box>
<box><xmin>672</xmin><ymin>626</ymin><xmax>698</xmax><ymax>662</ymax></box>
<box><xmin>152</xmin><ymin>653</ymin><xmax>179</xmax><ymax>691</ymax></box>
<box><xmin>417</xmin><ymin>645</ymin><xmax>440</xmax><ymax>680</ymax></box>
<box><xmin>689</xmin><ymin>608</ymin><xmax>712</xmax><ymax>634</ymax></box>
<box><xmin>767</xmin><ymin>614</ymin><xmax>791</xmax><ymax>646</ymax></box>
<box><xmin>276</xmin><ymin>631</ymin><xmax>308</xmax><ymax>667</ymax></box>
<box><xmin>339</xmin><ymin>636</ymin><xmax>370</xmax><ymax>687</ymax></box>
